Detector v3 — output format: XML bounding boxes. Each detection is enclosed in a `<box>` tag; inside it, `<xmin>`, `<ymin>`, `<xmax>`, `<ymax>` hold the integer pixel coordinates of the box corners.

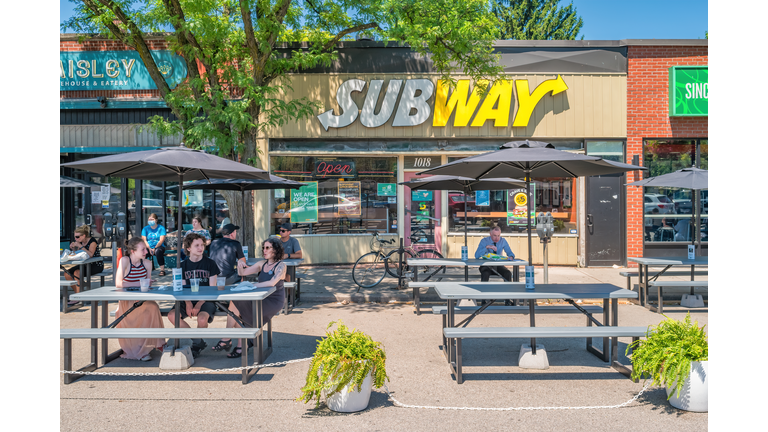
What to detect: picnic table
<box><xmin>60</xmin><ymin>256</ymin><xmax>104</xmax><ymax>292</ymax></box>
<box><xmin>406</xmin><ymin>257</ymin><xmax>529</xmax><ymax>314</ymax></box>
<box><xmin>627</xmin><ymin>256</ymin><xmax>708</xmax><ymax>313</ymax></box>
<box><xmin>67</xmin><ymin>284</ymin><xmax>276</xmax><ymax>384</ymax></box>
<box><xmin>433</xmin><ymin>282</ymin><xmax>642</xmax><ymax>383</ymax></box>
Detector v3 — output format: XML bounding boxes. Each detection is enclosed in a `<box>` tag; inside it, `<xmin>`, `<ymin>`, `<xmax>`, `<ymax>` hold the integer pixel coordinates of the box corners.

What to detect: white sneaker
<box><xmin>139</xmin><ymin>354</ymin><xmax>152</xmax><ymax>362</ymax></box>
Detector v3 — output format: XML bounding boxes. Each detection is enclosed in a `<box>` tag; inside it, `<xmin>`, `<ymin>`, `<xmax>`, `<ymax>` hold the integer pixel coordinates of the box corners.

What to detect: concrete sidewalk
<box><xmin>61</xmin><ymin>265</ymin><xmax>708</xmax><ymax>431</ymax></box>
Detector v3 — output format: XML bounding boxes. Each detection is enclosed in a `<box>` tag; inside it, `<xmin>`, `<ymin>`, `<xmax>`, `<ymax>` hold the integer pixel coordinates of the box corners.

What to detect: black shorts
<box><xmin>65</xmin><ymin>261</ymin><xmax>105</xmax><ymax>280</ymax></box>
<box><xmin>174</xmin><ymin>300</ymin><xmax>218</xmax><ymax>324</ymax></box>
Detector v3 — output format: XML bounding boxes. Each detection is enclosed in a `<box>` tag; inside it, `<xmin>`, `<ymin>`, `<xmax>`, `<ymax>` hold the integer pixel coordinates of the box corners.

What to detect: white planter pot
<box><xmin>324</xmin><ymin>369</ymin><xmax>373</xmax><ymax>413</ymax></box>
<box><xmin>666</xmin><ymin>360</ymin><xmax>708</xmax><ymax>412</ymax></box>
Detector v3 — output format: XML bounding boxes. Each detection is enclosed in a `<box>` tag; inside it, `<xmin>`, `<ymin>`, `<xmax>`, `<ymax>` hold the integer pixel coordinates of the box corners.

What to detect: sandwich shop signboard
<box><xmin>316</xmin><ymin>76</ymin><xmax>569</xmax><ymax>131</ymax></box>
<box><xmin>60</xmin><ymin>51</ymin><xmax>188</xmax><ymax>91</ymax></box>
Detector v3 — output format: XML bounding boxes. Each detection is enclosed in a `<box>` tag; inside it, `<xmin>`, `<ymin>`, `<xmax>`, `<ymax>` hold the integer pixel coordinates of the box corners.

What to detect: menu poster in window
<box><xmin>562</xmin><ymin>180</ymin><xmax>572</xmax><ymax>208</ymax></box>
<box><xmin>506</xmin><ymin>186</ymin><xmax>535</xmax><ymax>226</ymax></box>
<box><xmin>338</xmin><ymin>181</ymin><xmax>361</xmax><ymax>216</ymax></box>
<box><xmin>183</xmin><ymin>190</ymin><xmax>203</xmax><ymax>207</ymax></box>
<box><xmin>290</xmin><ymin>181</ymin><xmax>318</xmax><ymax>223</ymax></box>
<box><xmin>411</xmin><ymin>191</ymin><xmax>433</xmax><ymax>201</ymax></box>
<box><xmin>377</xmin><ymin>183</ymin><xmax>396</xmax><ymax>196</ymax></box>
<box><xmin>476</xmin><ymin>190</ymin><xmax>490</xmax><ymax>206</ymax></box>
<box><xmin>552</xmin><ymin>181</ymin><xmax>560</xmax><ymax>207</ymax></box>
<box><xmin>91</xmin><ymin>191</ymin><xmax>101</xmax><ymax>204</ymax></box>
<box><xmin>100</xmin><ymin>185</ymin><xmax>110</xmax><ymax>208</ymax></box>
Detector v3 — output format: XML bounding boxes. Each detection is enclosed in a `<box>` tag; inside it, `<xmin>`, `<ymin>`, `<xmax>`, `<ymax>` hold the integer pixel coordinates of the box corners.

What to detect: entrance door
<box><xmin>586</xmin><ymin>174</ymin><xmax>625</xmax><ymax>266</ymax></box>
<box><xmin>403</xmin><ymin>172</ymin><xmax>442</xmax><ymax>252</ymax></box>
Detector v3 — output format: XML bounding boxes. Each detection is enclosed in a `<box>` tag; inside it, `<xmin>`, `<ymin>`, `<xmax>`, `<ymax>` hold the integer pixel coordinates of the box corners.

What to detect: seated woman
<box><xmin>181</xmin><ymin>216</ymin><xmax>212</xmax><ymax>261</ymax></box>
<box><xmin>141</xmin><ymin>213</ymin><xmax>167</xmax><ymax>276</ymax></box>
<box><xmin>115</xmin><ymin>237</ymin><xmax>166</xmax><ymax>362</ymax></box>
<box><xmin>212</xmin><ymin>237</ymin><xmax>286</xmax><ymax>358</ymax></box>
<box><xmin>62</xmin><ymin>225</ymin><xmax>104</xmax><ymax>305</ymax></box>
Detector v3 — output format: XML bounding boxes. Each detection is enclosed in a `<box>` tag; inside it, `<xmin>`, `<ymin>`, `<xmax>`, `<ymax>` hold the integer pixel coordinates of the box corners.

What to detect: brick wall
<box><xmin>60</xmin><ymin>39</ymin><xmax>170</xmax><ymax>100</ymax></box>
<box><xmin>626</xmin><ymin>45</ymin><xmax>708</xmax><ymax>266</ymax></box>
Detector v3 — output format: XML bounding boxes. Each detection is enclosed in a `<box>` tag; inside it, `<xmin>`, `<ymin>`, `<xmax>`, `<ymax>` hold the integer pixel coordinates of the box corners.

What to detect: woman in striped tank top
<box><xmin>115</xmin><ymin>237</ymin><xmax>166</xmax><ymax>361</ymax></box>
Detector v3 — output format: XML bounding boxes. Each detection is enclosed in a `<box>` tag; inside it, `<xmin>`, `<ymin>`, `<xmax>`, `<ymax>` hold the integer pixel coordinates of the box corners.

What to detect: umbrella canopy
<box><xmin>627</xmin><ymin>167</ymin><xmax>708</xmax><ymax>253</ymax></box>
<box><xmin>183</xmin><ymin>176</ymin><xmax>304</xmax><ymax>228</ymax></box>
<box><xmin>60</xmin><ymin>175</ymin><xmax>103</xmax><ymax>188</ymax></box>
<box><xmin>61</xmin><ymin>144</ymin><xmax>271</xmax><ymax>268</ymax></box>
<box><xmin>399</xmin><ymin>175</ymin><xmax>526</xmax><ymax>248</ymax></box>
<box><xmin>418</xmin><ymin>140</ymin><xmax>646</xmax><ymax>265</ymax></box>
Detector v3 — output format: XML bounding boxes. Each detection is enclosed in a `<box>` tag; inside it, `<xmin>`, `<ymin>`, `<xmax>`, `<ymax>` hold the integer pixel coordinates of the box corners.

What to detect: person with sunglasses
<box><xmin>213</xmin><ymin>237</ymin><xmax>286</xmax><ymax>358</ymax></box>
<box><xmin>278</xmin><ymin>223</ymin><xmax>301</xmax><ymax>281</ymax></box>
<box><xmin>62</xmin><ymin>225</ymin><xmax>104</xmax><ymax>305</ymax></box>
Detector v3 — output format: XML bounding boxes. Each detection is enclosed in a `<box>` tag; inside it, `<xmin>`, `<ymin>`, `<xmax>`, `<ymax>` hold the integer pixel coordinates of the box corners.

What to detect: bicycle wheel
<box><xmin>384</xmin><ymin>248</ymin><xmax>416</xmax><ymax>279</ymax></box>
<box><xmin>352</xmin><ymin>252</ymin><xmax>387</xmax><ymax>290</ymax></box>
<box><xmin>415</xmin><ymin>249</ymin><xmax>446</xmax><ymax>282</ymax></box>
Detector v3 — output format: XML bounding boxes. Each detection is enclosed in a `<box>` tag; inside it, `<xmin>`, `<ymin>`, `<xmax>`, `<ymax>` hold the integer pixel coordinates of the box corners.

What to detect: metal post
<box><xmin>398</xmin><ymin>238</ymin><xmax>404</xmax><ymax>289</ymax></box>
<box><xmin>543</xmin><ymin>239</ymin><xmax>549</xmax><ymax>284</ymax></box>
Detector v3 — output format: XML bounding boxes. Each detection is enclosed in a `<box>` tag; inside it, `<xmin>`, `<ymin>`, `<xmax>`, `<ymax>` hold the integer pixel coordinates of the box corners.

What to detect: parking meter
<box><xmin>536</xmin><ymin>212</ymin><xmax>554</xmax><ymax>243</ymax></box>
<box><xmin>103</xmin><ymin>212</ymin><xmax>114</xmax><ymax>239</ymax></box>
<box><xmin>116</xmin><ymin>211</ymin><xmax>126</xmax><ymax>238</ymax></box>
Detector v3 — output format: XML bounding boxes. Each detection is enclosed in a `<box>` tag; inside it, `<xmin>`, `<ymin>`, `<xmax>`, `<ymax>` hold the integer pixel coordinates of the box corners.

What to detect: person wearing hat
<box><xmin>278</xmin><ymin>223</ymin><xmax>302</xmax><ymax>282</ymax></box>
<box><xmin>208</xmin><ymin>223</ymin><xmax>247</xmax><ymax>285</ymax></box>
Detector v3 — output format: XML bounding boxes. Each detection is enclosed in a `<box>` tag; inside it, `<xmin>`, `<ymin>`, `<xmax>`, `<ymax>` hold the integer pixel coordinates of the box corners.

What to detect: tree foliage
<box><xmin>493</xmin><ymin>0</ymin><xmax>583</xmax><ymax>40</ymax></box>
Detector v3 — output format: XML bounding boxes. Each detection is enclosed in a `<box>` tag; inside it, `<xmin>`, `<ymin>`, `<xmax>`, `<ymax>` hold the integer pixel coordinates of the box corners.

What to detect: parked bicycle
<box><xmin>352</xmin><ymin>231</ymin><xmax>446</xmax><ymax>290</ymax></box>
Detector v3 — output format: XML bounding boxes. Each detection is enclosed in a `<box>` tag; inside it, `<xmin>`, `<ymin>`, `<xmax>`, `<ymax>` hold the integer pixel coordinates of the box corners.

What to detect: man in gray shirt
<box><xmin>279</xmin><ymin>223</ymin><xmax>302</xmax><ymax>281</ymax></box>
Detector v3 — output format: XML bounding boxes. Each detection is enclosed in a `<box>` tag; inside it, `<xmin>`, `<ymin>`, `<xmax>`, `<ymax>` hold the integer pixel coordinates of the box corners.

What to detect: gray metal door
<box><xmin>586</xmin><ymin>173</ymin><xmax>625</xmax><ymax>266</ymax></box>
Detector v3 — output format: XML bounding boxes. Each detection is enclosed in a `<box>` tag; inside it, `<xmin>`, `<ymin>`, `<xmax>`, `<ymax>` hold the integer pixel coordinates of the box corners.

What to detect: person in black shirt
<box><xmin>168</xmin><ymin>233</ymin><xmax>220</xmax><ymax>357</ymax></box>
<box><xmin>209</xmin><ymin>224</ymin><xmax>246</xmax><ymax>285</ymax></box>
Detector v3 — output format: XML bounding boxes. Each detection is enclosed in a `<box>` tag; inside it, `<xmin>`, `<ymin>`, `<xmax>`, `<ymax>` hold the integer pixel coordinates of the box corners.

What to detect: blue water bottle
<box><xmin>461</xmin><ymin>246</ymin><xmax>468</xmax><ymax>261</ymax></box>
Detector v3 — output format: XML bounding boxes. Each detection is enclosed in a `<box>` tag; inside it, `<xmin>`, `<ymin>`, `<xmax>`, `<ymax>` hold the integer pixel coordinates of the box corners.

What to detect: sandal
<box><xmin>159</xmin><ymin>270</ymin><xmax>166</xmax><ymax>276</ymax></box>
<box><xmin>212</xmin><ymin>339</ymin><xmax>232</xmax><ymax>352</ymax></box>
<box><xmin>227</xmin><ymin>346</ymin><xmax>242</xmax><ymax>358</ymax></box>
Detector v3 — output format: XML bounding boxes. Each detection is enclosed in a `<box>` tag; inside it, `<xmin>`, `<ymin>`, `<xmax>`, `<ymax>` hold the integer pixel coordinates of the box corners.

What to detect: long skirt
<box><xmin>115</xmin><ymin>300</ymin><xmax>165</xmax><ymax>359</ymax></box>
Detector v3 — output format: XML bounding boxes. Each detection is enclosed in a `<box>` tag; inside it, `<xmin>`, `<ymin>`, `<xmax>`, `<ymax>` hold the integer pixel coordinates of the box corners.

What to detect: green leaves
<box><xmin>297</xmin><ymin>320</ymin><xmax>388</xmax><ymax>407</ymax></box>
<box><xmin>492</xmin><ymin>0</ymin><xmax>584</xmax><ymax>41</ymax></box>
<box><xmin>626</xmin><ymin>313</ymin><xmax>708</xmax><ymax>399</ymax></box>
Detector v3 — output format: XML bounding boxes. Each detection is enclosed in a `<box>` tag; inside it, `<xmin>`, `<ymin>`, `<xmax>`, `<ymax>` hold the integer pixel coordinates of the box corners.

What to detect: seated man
<box><xmin>278</xmin><ymin>223</ymin><xmax>302</xmax><ymax>281</ymax></box>
<box><xmin>474</xmin><ymin>226</ymin><xmax>515</xmax><ymax>282</ymax></box>
<box><xmin>168</xmin><ymin>233</ymin><xmax>220</xmax><ymax>357</ymax></box>
<box><xmin>209</xmin><ymin>224</ymin><xmax>247</xmax><ymax>285</ymax></box>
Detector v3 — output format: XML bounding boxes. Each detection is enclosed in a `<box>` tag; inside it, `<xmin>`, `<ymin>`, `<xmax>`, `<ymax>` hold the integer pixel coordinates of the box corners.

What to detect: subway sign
<box><xmin>668</xmin><ymin>66</ymin><xmax>708</xmax><ymax>117</ymax></box>
<box><xmin>60</xmin><ymin>51</ymin><xmax>188</xmax><ymax>91</ymax></box>
<box><xmin>316</xmin><ymin>76</ymin><xmax>568</xmax><ymax>131</ymax></box>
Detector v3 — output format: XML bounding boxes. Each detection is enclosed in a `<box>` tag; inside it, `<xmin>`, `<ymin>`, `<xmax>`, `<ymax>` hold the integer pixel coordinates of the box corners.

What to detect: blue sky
<box><xmin>60</xmin><ymin>0</ymin><xmax>708</xmax><ymax>40</ymax></box>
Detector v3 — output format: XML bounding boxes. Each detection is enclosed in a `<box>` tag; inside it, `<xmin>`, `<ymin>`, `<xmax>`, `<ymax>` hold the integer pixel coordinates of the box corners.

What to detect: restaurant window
<box><xmin>642</xmin><ymin>139</ymin><xmax>708</xmax><ymax>244</ymax></box>
<box><xmin>269</xmin><ymin>156</ymin><xmax>398</xmax><ymax>235</ymax></box>
<box><xmin>446</xmin><ymin>155</ymin><xmax>579</xmax><ymax>236</ymax></box>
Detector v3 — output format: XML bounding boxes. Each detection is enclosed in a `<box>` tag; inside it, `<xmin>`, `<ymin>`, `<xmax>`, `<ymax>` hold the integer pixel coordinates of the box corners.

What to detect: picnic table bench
<box><xmin>647</xmin><ymin>280</ymin><xmax>709</xmax><ymax>313</ymax></box>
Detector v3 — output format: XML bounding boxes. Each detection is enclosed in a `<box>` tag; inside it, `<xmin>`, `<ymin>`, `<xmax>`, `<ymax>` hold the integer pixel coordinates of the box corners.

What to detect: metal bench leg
<box><xmin>611</xmin><ymin>336</ymin><xmax>639</xmax><ymax>381</ymax></box>
<box><xmin>657</xmin><ymin>285</ymin><xmax>663</xmax><ymax>314</ymax></box>
<box><xmin>63</xmin><ymin>338</ymin><xmax>73</xmax><ymax>384</ymax></box>
<box><xmin>455</xmin><ymin>338</ymin><xmax>463</xmax><ymax>384</ymax></box>
<box><xmin>242</xmin><ymin>338</ymin><xmax>251</xmax><ymax>384</ymax></box>
<box><xmin>414</xmin><ymin>286</ymin><xmax>421</xmax><ymax>315</ymax></box>
<box><xmin>283</xmin><ymin>289</ymin><xmax>289</xmax><ymax>315</ymax></box>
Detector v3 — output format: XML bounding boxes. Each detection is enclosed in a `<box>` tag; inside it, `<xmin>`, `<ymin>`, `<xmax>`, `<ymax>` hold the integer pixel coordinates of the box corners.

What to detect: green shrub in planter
<box><xmin>626</xmin><ymin>313</ymin><xmax>708</xmax><ymax>398</ymax></box>
<box><xmin>298</xmin><ymin>320</ymin><xmax>389</xmax><ymax>407</ymax></box>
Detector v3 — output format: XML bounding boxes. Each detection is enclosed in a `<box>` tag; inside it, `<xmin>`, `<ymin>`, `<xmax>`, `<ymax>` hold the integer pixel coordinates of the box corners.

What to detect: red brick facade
<box><xmin>60</xmin><ymin>38</ymin><xmax>170</xmax><ymax>100</ymax></box>
<box><xmin>625</xmin><ymin>45</ymin><xmax>708</xmax><ymax>266</ymax></box>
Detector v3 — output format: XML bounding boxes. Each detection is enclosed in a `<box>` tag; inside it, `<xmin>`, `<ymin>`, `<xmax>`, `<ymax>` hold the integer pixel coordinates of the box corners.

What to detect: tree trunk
<box><xmin>219</xmin><ymin>189</ymin><xmax>255</xmax><ymax>258</ymax></box>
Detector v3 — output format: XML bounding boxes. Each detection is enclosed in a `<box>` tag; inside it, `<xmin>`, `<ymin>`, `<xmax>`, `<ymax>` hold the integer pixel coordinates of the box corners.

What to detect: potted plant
<box><xmin>298</xmin><ymin>320</ymin><xmax>389</xmax><ymax>412</ymax></box>
<box><xmin>627</xmin><ymin>313</ymin><xmax>708</xmax><ymax>412</ymax></box>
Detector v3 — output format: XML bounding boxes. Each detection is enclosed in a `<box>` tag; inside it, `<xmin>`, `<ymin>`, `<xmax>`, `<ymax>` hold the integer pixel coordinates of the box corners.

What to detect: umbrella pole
<box><xmin>696</xmin><ymin>189</ymin><xmax>702</xmax><ymax>255</ymax></box>
<box><xmin>464</xmin><ymin>191</ymin><xmax>468</xmax><ymax>249</ymax></box>
<box><xmin>526</xmin><ymin>176</ymin><xmax>532</xmax><ymax>266</ymax></box>
<box><xmin>177</xmin><ymin>173</ymin><xmax>183</xmax><ymax>269</ymax></box>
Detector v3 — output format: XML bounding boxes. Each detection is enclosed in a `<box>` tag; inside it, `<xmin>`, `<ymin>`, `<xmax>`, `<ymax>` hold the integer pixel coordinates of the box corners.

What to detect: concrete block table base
<box><xmin>681</xmin><ymin>294</ymin><xmax>705</xmax><ymax>308</ymax></box>
<box><xmin>458</xmin><ymin>299</ymin><xmax>477</xmax><ymax>307</ymax></box>
<box><xmin>159</xmin><ymin>345</ymin><xmax>194</xmax><ymax>370</ymax></box>
<box><xmin>518</xmin><ymin>344</ymin><xmax>549</xmax><ymax>369</ymax></box>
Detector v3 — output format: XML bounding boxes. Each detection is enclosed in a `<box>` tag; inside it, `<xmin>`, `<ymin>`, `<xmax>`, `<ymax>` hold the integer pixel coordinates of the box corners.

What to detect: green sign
<box><xmin>668</xmin><ymin>66</ymin><xmax>708</xmax><ymax>117</ymax></box>
<box><xmin>412</xmin><ymin>191</ymin><xmax>433</xmax><ymax>201</ymax></box>
<box><xmin>290</xmin><ymin>182</ymin><xmax>318</xmax><ymax>224</ymax></box>
<box><xmin>377</xmin><ymin>183</ymin><xmax>396</xmax><ymax>196</ymax></box>
<box><xmin>60</xmin><ymin>51</ymin><xmax>188</xmax><ymax>91</ymax></box>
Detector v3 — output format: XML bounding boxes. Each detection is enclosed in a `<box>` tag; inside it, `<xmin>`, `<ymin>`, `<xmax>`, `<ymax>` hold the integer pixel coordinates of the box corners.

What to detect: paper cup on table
<box><xmin>140</xmin><ymin>278</ymin><xmax>150</xmax><ymax>292</ymax></box>
<box><xmin>190</xmin><ymin>278</ymin><xmax>200</xmax><ymax>292</ymax></box>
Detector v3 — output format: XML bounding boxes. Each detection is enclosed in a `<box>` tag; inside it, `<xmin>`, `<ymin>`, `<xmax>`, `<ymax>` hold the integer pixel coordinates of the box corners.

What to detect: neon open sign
<box><xmin>313</xmin><ymin>161</ymin><xmax>356</xmax><ymax>178</ymax></box>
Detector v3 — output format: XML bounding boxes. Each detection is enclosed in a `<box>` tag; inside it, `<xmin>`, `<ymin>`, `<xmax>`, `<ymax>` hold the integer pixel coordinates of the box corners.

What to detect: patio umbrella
<box><xmin>61</xmin><ymin>144</ymin><xmax>271</xmax><ymax>268</ymax></box>
<box><xmin>183</xmin><ymin>175</ymin><xmax>303</xmax><ymax>227</ymax></box>
<box><xmin>399</xmin><ymin>175</ymin><xmax>525</xmax><ymax>249</ymax></box>
<box><xmin>60</xmin><ymin>175</ymin><xmax>104</xmax><ymax>188</ymax></box>
<box><xmin>627</xmin><ymin>167</ymin><xmax>708</xmax><ymax>253</ymax></box>
<box><xmin>418</xmin><ymin>140</ymin><xmax>646</xmax><ymax>265</ymax></box>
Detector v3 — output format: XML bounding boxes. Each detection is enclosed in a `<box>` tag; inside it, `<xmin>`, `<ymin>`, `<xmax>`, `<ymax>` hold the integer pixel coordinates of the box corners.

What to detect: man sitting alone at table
<box><xmin>278</xmin><ymin>223</ymin><xmax>302</xmax><ymax>281</ymax></box>
<box><xmin>474</xmin><ymin>226</ymin><xmax>516</xmax><ymax>282</ymax></box>
<box><xmin>168</xmin><ymin>233</ymin><xmax>220</xmax><ymax>358</ymax></box>
<box><xmin>209</xmin><ymin>224</ymin><xmax>247</xmax><ymax>285</ymax></box>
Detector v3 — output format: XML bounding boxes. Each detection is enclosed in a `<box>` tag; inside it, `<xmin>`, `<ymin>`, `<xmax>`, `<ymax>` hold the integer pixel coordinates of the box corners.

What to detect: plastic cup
<box><xmin>140</xmin><ymin>278</ymin><xmax>151</xmax><ymax>292</ymax></box>
<box><xmin>191</xmin><ymin>278</ymin><xmax>200</xmax><ymax>292</ymax></box>
<box><xmin>217</xmin><ymin>277</ymin><xmax>226</xmax><ymax>291</ymax></box>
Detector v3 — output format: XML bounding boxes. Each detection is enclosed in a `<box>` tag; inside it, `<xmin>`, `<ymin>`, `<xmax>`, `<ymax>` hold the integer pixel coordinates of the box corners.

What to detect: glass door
<box><xmin>403</xmin><ymin>172</ymin><xmax>442</xmax><ymax>251</ymax></box>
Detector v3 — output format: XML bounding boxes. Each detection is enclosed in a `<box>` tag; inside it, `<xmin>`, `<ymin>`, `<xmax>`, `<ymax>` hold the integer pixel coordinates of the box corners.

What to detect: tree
<box><xmin>62</xmin><ymin>0</ymin><xmax>504</xmax><ymax>254</ymax></box>
<box><xmin>493</xmin><ymin>0</ymin><xmax>583</xmax><ymax>40</ymax></box>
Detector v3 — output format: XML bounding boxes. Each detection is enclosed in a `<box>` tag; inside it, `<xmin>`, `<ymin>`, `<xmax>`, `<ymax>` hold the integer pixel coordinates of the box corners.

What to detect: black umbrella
<box><xmin>61</xmin><ymin>144</ymin><xmax>270</xmax><ymax>268</ymax></box>
<box><xmin>183</xmin><ymin>175</ymin><xmax>303</xmax><ymax>227</ymax></box>
<box><xmin>60</xmin><ymin>175</ymin><xmax>104</xmax><ymax>188</ymax></box>
<box><xmin>627</xmin><ymin>167</ymin><xmax>708</xmax><ymax>253</ymax></box>
<box><xmin>418</xmin><ymin>140</ymin><xmax>647</xmax><ymax>265</ymax></box>
<box><xmin>399</xmin><ymin>175</ymin><xmax>525</xmax><ymax>249</ymax></box>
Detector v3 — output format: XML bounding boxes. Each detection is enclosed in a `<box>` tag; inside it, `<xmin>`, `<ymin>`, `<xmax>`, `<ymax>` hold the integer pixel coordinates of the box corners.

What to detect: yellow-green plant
<box><xmin>627</xmin><ymin>313</ymin><xmax>708</xmax><ymax>399</ymax></box>
<box><xmin>298</xmin><ymin>321</ymin><xmax>389</xmax><ymax>407</ymax></box>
